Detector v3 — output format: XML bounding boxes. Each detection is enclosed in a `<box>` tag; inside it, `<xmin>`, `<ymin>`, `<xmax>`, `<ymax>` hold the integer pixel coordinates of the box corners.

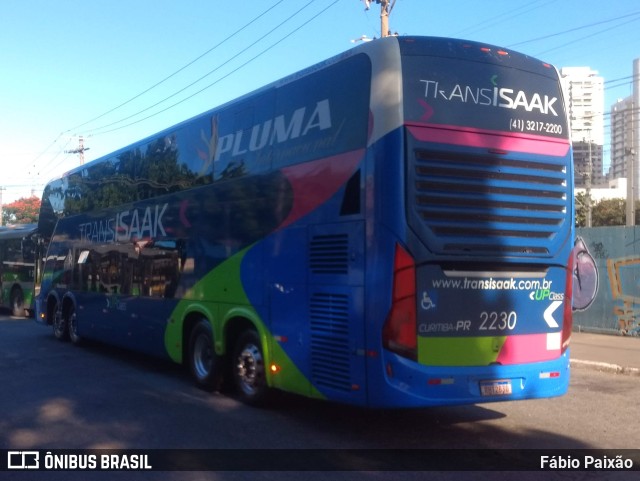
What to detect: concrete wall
<box><xmin>574</xmin><ymin>226</ymin><xmax>640</xmax><ymax>334</ymax></box>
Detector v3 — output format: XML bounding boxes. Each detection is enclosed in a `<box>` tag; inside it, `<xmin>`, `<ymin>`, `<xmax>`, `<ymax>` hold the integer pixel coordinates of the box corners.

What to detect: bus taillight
<box><xmin>562</xmin><ymin>247</ymin><xmax>575</xmax><ymax>353</ymax></box>
<box><xmin>382</xmin><ymin>244</ymin><xmax>417</xmax><ymax>360</ymax></box>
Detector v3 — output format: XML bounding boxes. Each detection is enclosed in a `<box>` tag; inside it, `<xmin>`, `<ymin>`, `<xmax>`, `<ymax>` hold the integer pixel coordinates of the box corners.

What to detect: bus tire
<box><xmin>188</xmin><ymin>319</ymin><xmax>219</xmax><ymax>391</ymax></box>
<box><xmin>52</xmin><ymin>301</ymin><xmax>67</xmax><ymax>341</ymax></box>
<box><xmin>232</xmin><ymin>329</ymin><xmax>270</xmax><ymax>406</ymax></box>
<box><xmin>10</xmin><ymin>287</ymin><xmax>25</xmax><ymax>318</ymax></box>
<box><xmin>67</xmin><ymin>304</ymin><xmax>82</xmax><ymax>345</ymax></box>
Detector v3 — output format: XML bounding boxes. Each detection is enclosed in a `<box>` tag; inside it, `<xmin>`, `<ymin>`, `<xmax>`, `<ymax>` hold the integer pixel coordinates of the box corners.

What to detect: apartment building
<box><xmin>560</xmin><ymin>66</ymin><xmax>605</xmax><ymax>188</ymax></box>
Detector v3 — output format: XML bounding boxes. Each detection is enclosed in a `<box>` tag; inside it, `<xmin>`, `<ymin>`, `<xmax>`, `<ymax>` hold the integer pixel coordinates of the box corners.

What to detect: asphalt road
<box><xmin>1</xmin><ymin>313</ymin><xmax>639</xmax><ymax>481</ymax></box>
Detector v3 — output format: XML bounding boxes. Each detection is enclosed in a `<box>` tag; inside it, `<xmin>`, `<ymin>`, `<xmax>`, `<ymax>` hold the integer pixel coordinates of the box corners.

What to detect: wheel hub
<box><xmin>236</xmin><ymin>345</ymin><xmax>262</xmax><ymax>394</ymax></box>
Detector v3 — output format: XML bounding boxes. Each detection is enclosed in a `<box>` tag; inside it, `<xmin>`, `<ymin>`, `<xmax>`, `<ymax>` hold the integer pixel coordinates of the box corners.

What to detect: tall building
<box><xmin>609</xmin><ymin>96</ymin><xmax>634</xmax><ymax>180</ymax></box>
<box><xmin>560</xmin><ymin>67</ymin><xmax>605</xmax><ymax>188</ymax></box>
<box><xmin>609</xmin><ymin>59</ymin><xmax>640</xmax><ymax>207</ymax></box>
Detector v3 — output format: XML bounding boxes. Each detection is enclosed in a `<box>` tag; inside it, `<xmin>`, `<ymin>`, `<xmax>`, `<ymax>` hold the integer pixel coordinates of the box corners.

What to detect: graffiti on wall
<box><xmin>574</xmin><ymin>226</ymin><xmax>640</xmax><ymax>335</ymax></box>
<box><xmin>572</xmin><ymin>236</ymin><xmax>599</xmax><ymax>312</ymax></box>
<box><xmin>607</xmin><ymin>256</ymin><xmax>640</xmax><ymax>336</ymax></box>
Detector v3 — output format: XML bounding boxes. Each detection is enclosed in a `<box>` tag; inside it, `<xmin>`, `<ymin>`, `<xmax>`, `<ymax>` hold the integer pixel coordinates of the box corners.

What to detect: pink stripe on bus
<box><xmin>406</xmin><ymin>123</ymin><xmax>570</xmax><ymax>157</ymax></box>
<box><xmin>496</xmin><ymin>333</ymin><xmax>561</xmax><ymax>365</ymax></box>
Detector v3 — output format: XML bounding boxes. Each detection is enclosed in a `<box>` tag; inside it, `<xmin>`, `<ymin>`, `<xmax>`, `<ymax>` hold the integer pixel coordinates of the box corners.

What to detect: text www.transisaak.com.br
<box><xmin>431</xmin><ymin>277</ymin><xmax>553</xmax><ymax>291</ymax></box>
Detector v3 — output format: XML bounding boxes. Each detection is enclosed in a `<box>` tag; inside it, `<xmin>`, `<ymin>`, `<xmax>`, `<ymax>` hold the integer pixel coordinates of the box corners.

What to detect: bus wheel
<box><xmin>67</xmin><ymin>304</ymin><xmax>82</xmax><ymax>345</ymax></box>
<box><xmin>232</xmin><ymin>330</ymin><xmax>270</xmax><ymax>406</ymax></box>
<box><xmin>188</xmin><ymin>320</ymin><xmax>218</xmax><ymax>391</ymax></box>
<box><xmin>52</xmin><ymin>302</ymin><xmax>67</xmax><ymax>340</ymax></box>
<box><xmin>10</xmin><ymin>287</ymin><xmax>25</xmax><ymax>318</ymax></box>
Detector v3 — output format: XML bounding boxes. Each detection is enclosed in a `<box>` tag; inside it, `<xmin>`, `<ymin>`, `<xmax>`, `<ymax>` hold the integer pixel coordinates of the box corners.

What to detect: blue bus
<box><xmin>35</xmin><ymin>36</ymin><xmax>576</xmax><ymax>408</ymax></box>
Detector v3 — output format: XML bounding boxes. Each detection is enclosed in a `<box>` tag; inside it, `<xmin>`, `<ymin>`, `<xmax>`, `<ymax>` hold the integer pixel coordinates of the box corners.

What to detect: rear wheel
<box><xmin>232</xmin><ymin>329</ymin><xmax>270</xmax><ymax>406</ymax></box>
<box><xmin>67</xmin><ymin>304</ymin><xmax>82</xmax><ymax>345</ymax></box>
<box><xmin>52</xmin><ymin>301</ymin><xmax>67</xmax><ymax>340</ymax></box>
<box><xmin>188</xmin><ymin>320</ymin><xmax>219</xmax><ymax>390</ymax></box>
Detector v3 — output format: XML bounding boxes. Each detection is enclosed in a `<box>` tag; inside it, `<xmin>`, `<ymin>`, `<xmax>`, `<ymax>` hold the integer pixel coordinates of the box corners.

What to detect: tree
<box><xmin>2</xmin><ymin>196</ymin><xmax>41</xmax><ymax>225</ymax></box>
<box><xmin>574</xmin><ymin>195</ymin><xmax>640</xmax><ymax>227</ymax></box>
<box><xmin>575</xmin><ymin>192</ymin><xmax>591</xmax><ymax>227</ymax></box>
<box><xmin>591</xmin><ymin>198</ymin><xmax>625</xmax><ymax>226</ymax></box>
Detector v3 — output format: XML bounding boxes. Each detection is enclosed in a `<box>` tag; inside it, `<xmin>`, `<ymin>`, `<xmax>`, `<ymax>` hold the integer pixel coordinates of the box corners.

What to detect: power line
<box><xmin>455</xmin><ymin>0</ymin><xmax>555</xmax><ymax>38</ymax></box>
<box><xmin>85</xmin><ymin>0</ymin><xmax>319</xmax><ymax>136</ymax></box>
<box><xmin>28</xmin><ymin>1</ymin><xmax>295</xmax><ymax>180</ymax></box>
<box><xmin>67</xmin><ymin>0</ymin><xmax>287</xmax><ymax>134</ymax></box>
<box><xmin>90</xmin><ymin>0</ymin><xmax>340</xmax><ymax>137</ymax></box>
<box><xmin>27</xmin><ymin>132</ymin><xmax>65</xmax><ymax>178</ymax></box>
<box><xmin>25</xmin><ymin>2</ymin><xmax>640</xmax><ymax>189</ymax></box>
<box><xmin>508</xmin><ymin>9</ymin><xmax>640</xmax><ymax>48</ymax></box>
<box><xmin>605</xmin><ymin>75</ymin><xmax>635</xmax><ymax>84</ymax></box>
<box><xmin>38</xmin><ymin>137</ymin><xmax>74</xmax><ymax>177</ymax></box>
<box><xmin>29</xmin><ymin>0</ymin><xmax>338</xmax><ymax>187</ymax></box>
<box><xmin>533</xmin><ymin>14</ymin><xmax>640</xmax><ymax>57</ymax></box>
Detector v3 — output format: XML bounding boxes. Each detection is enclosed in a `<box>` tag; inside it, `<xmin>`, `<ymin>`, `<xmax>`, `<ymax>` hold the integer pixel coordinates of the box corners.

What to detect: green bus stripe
<box><xmin>418</xmin><ymin>336</ymin><xmax>506</xmax><ymax>366</ymax></box>
<box><xmin>166</xmin><ymin>247</ymin><xmax>325</xmax><ymax>399</ymax></box>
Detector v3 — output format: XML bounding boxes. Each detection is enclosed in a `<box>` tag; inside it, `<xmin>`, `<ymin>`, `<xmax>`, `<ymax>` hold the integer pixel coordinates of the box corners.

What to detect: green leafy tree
<box><xmin>592</xmin><ymin>198</ymin><xmax>626</xmax><ymax>226</ymax></box>
<box><xmin>575</xmin><ymin>192</ymin><xmax>591</xmax><ymax>227</ymax></box>
<box><xmin>2</xmin><ymin>196</ymin><xmax>41</xmax><ymax>225</ymax></box>
<box><xmin>574</xmin><ymin>195</ymin><xmax>640</xmax><ymax>227</ymax></box>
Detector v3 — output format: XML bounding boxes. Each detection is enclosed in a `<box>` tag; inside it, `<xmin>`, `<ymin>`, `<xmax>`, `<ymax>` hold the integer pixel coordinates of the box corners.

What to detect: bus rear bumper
<box><xmin>369</xmin><ymin>349</ymin><xmax>570</xmax><ymax>409</ymax></box>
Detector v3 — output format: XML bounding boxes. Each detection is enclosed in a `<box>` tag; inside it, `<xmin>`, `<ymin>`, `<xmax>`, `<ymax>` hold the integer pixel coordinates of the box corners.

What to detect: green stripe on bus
<box><xmin>418</xmin><ymin>336</ymin><xmax>506</xmax><ymax>366</ymax></box>
<box><xmin>166</xmin><ymin>247</ymin><xmax>325</xmax><ymax>400</ymax></box>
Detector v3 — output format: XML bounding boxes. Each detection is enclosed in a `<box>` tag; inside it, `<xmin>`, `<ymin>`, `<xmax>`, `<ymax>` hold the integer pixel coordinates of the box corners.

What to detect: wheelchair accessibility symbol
<box><xmin>421</xmin><ymin>292</ymin><xmax>436</xmax><ymax>310</ymax></box>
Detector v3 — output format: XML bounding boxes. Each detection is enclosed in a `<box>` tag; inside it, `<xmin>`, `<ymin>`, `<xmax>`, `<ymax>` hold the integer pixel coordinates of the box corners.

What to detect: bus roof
<box><xmin>49</xmin><ymin>36</ymin><xmax>558</xmax><ymax>184</ymax></box>
<box><xmin>0</xmin><ymin>223</ymin><xmax>38</xmax><ymax>240</ymax></box>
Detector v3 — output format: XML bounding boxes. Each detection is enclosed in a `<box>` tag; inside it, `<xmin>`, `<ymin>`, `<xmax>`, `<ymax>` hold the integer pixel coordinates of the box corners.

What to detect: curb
<box><xmin>571</xmin><ymin>359</ymin><xmax>640</xmax><ymax>377</ymax></box>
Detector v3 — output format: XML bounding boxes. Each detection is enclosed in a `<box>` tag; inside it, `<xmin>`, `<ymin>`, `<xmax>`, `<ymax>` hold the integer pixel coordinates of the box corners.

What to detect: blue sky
<box><xmin>1</xmin><ymin>0</ymin><xmax>639</xmax><ymax>203</ymax></box>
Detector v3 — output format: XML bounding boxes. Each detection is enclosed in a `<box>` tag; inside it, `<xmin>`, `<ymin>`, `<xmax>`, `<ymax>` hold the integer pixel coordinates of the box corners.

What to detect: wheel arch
<box><xmin>8</xmin><ymin>282</ymin><xmax>23</xmax><ymax>297</ymax></box>
<box><xmin>173</xmin><ymin>302</ymin><xmax>217</xmax><ymax>365</ymax></box>
<box><xmin>222</xmin><ymin>308</ymin><xmax>268</xmax><ymax>356</ymax></box>
<box><xmin>44</xmin><ymin>291</ymin><xmax>62</xmax><ymax>326</ymax></box>
<box><xmin>174</xmin><ymin>303</ymin><xmax>271</xmax><ymax>382</ymax></box>
<box><xmin>61</xmin><ymin>292</ymin><xmax>77</xmax><ymax>319</ymax></box>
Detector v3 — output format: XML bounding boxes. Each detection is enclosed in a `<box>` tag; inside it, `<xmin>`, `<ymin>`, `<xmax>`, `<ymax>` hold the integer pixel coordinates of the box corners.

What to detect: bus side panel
<box><xmin>263</xmin><ymin>227</ymin><xmax>314</xmax><ymax>397</ymax></box>
<box><xmin>80</xmin><ymin>295</ymin><xmax>176</xmax><ymax>357</ymax></box>
<box><xmin>244</xmin><ymin>214</ymin><xmax>368</xmax><ymax>404</ymax></box>
<box><xmin>305</xmin><ymin>222</ymin><xmax>366</xmax><ymax>405</ymax></box>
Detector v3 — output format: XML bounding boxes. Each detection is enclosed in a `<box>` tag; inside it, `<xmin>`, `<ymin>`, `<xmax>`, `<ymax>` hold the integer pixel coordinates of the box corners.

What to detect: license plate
<box><xmin>480</xmin><ymin>380</ymin><xmax>512</xmax><ymax>396</ymax></box>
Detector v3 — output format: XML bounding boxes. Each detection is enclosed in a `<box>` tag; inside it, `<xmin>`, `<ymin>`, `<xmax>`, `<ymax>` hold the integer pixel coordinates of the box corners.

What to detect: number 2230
<box><xmin>479</xmin><ymin>311</ymin><xmax>517</xmax><ymax>331</ymax></box>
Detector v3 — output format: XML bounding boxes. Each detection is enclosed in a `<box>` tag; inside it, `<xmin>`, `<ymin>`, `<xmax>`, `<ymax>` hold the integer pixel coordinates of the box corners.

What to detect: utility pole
<box><xmin>627</xmin><ymin>103</ymin><xmax>636</xmax><ymax>226</ymax></box>
<box><xmin>65</xmin><ymin>135</ymin><xmax>90</xmax><ymax>165</ymax></box>
<box><xmin>361</xmin><ymin>0</ymin><xmax>397</xmax><ymax>38</ymax></box>
<box><xmin>632</xmin><ymin>59</ymin><xmax>640</xmax><ymax>225</ymax></box>
<box><xmin>0</xmin><ymin>185</ymin><xmax>4</xmax><ymax>226</ymax></box>
<box><xmin>380</xmin><ymin>0</ymin><xmax>394</xmax><ymax>37</ymax></box>
<box><xmin>585</xmin><ymin>136</ymin><xmax>592</xmax><ymax>227</ymax></box>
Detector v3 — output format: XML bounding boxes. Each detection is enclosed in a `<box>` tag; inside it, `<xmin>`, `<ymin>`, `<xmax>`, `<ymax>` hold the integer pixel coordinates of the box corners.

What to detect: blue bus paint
<box><xmin>35</xmin><ymin>37</ymin><xmax>575</xmax><ymax>408</ymax></box>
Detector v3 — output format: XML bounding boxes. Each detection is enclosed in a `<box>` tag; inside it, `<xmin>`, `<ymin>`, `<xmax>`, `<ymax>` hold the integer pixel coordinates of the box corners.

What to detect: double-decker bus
<box><xmin>0</xmin><ymin>223</ymin><xmax>39</xmax><ymax>317</ymax></box>
<box><xmin>35</xmin><ymin>36</ymin><xmax>575</xmax><ymax>408</ymax></box>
